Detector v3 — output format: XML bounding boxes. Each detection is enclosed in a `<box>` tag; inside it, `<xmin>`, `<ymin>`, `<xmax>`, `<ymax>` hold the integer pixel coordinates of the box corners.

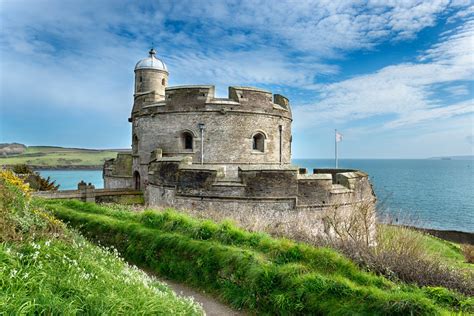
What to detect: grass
<box><xmin>1</xmin><ymin>233</ymin><xmax>203</xmax><ymax>315</ymax></box>
<box><xmin>0</xmin><ymin>146</ymin><xmax>120</xmax><ymax>167</ymax></box>
<box><xmin>381</xmin><ymin>225</ymin><xmax>473</xmax><ymax>272</ymax></box>
<box><xmin>0</xmin><ymin>170</ymin><xmax>203</xmax><ymax>315</ymax></box>
<box><xmin>43</xmin><ymin>199</ymin><xmax>474</xmax><ymax>315</ymax></box>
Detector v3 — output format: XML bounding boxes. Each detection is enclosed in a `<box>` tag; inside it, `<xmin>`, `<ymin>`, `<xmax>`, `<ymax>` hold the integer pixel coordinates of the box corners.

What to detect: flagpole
<box><xmin>335</xmin><ymin>129</ymin><xmax>338</xmax><ymax>169</ymax></box>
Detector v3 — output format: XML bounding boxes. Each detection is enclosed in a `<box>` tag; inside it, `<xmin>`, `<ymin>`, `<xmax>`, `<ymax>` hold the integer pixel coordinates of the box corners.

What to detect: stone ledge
<box><xmin>176</xmin><ymin>193</ymin><xmax>296</xmax><ymax>202</ymax></box>
<box><xmin>298</xmin><ymin>174</ymin><xmax>332</xmax><ymax>180</ymax></box>
<box><xmin>230</xmin><ymin>86</ymin><xmax>272</xmax><ymax>94</ymax></box>
<box><xmin>239</xmin><ymin>165</ymin><xmax>298</xmax><ymax>172</ymax></box>
<box><xmin>166</xmin><ymin>85</ymin><xmax>214</xmax><ymax>90</ymax></box>
<box><xmin>212</xmin><ymin>181</ymin><xmax>245</xmax><ymax>187</ymax></box>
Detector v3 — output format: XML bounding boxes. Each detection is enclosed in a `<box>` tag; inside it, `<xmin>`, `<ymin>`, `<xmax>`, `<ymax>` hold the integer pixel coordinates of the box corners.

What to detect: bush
<box><xmin>45</xmin><ymin>200</ymin><xmax>474</xmax><ymax>315</ymax></box>
<box><xmin>0</xmin><ymin>169</ymin><xmax>59</xmax><ymax>242</ymax></box>
<box><xmin>322</xmin><ymin>224</ymin><xmax>474</xmax><ymax>297</ymax></box>
<box><xmin>10</xmin><ymin>164</ymin><xmax>59</xmax><ymax>191</ymax></box>
<box><xmin>461</xmin><ymin>244</ymin><xmax>474</xmax><ymax>264</ymax></box>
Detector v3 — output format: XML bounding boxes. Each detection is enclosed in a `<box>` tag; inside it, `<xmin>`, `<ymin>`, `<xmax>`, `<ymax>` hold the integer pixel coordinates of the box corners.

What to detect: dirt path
<box><xmin>160</xmin><ymin>277</ymin><xmax>246</xmax><ymax>316</ymax></box>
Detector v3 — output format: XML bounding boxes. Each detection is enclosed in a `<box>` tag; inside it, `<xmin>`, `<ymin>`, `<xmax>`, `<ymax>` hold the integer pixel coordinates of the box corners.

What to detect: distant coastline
<box><xmin>16</xmin><ymin>165</ymin><xmax>103</xmax><ymax>170</ymax></box>
<box><xmin>428</xmin><ymin>155</ymin><xmax>474</xmax><ymax>160</ymax></box>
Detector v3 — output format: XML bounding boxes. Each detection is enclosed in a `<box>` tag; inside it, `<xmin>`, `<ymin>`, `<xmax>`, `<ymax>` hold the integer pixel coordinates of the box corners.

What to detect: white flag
<box><xmin>336</xmin><ymin>131</ymin><xmax>343</xmax><ymax>142</ymax></box>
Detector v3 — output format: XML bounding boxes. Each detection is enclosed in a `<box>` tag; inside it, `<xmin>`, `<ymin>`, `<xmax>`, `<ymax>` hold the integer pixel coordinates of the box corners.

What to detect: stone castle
<box><xmin>104</xmin><ymin>49</ymin><xmax>376</xmax><ymax>237</ymax></box>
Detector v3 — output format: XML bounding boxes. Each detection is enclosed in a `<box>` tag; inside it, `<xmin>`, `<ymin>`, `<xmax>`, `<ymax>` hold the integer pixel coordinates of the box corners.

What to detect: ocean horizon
<box><xmin>38</xmin><ymin>158</ymin><xmax>474</xmax><ymax>233</ymax></box>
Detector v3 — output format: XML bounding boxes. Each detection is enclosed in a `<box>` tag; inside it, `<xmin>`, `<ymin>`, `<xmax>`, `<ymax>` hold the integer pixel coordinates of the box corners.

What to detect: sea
<box><xmin>38</xmin><ymin>159</ymin><xmax>474</xmax><ymax>233</ymax></box>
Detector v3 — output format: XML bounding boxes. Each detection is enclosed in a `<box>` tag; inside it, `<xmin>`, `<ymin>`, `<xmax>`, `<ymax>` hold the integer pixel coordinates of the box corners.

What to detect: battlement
<box><xmin>165</xmin><ymin>85</ymin><xmax>215</xmax><ymax>107</ymax></box>
<box><xmin>146</xmin><ymin>157</ymin><xmax>374</xmax><ymax>209</ymax></box>
<box><xmin>134</xmin><ymin>85</ymin><xmax>291</xmax><ymax>117</ymax></box>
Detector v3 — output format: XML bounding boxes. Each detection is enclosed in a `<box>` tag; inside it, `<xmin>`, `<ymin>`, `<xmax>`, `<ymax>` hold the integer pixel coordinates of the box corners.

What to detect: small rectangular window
<box><xmin>183</xmin><ymin>133</ymin><xmax>193</xmax><ymax>150</ymax></box>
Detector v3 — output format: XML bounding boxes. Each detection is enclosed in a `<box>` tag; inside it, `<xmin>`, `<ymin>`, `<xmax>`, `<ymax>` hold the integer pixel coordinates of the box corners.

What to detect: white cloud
<box><xmin>444</xmin><ymin>84</ymin><xmax>470</xmax><ymax>96</ymax></box>
<box><xmin>294</xmin><ymin>20</ymin><xmax>474</xmax><ymax>129</ymax></box>
<box><xmin>386</xmin><ymin>101</ymin><xmax>473</xmax><ymax>128</ymax></box>
<box><xmin>166</xmin><ymin>49</ymin><xmax>337</xmax><ymax>91</ymax></box>
<box><xmin>0</xmin><ymin>0</ymin><xmax>473</xmax><ymax>154</ymax></box>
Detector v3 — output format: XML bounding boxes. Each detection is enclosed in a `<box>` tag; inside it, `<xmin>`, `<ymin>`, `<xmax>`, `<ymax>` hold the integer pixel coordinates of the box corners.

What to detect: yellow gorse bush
<box><xmin>1</xmin><ymin>168</ymin><xmax>64</xmax><ymax>240</ymax></box>
<box><xmin>0</xmin><ymin>169</ymin><xmax>31</xmax><ymax>198</ymax></box>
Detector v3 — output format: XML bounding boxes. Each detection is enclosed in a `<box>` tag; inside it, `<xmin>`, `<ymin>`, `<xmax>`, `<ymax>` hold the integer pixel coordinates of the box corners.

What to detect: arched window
<box><xmin>132</xmin><ymin>134</ymin><xmax>138</xmax><ymax>154</ymax></box>
<box><xmin>252</xmin><ymin>133</ymin><xmax>265</xmax><ymax>152</ymax></box>
<box><xmin>183</xmin><ymin>132</ymin><xmax>193</xmax><ymax>150</ymax></box>
<box><xmin>133</xmin><ymin>171</ymin><xmax>140</xmax><ymax>190</ymax></box>
<box><xmin>162</xmin><ymin>78</ymin><xmax>166</xmax><ymax>86</ymax></box>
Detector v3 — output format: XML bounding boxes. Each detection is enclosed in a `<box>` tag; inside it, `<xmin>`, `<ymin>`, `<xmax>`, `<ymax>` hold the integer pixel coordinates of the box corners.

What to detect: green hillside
<box><xmin>0</xmin><ymin>146</ymin><xmax>122</xmax><ymax>168</ymax></box>
<box><xmin>0</xmin><ymin>170</ymin><xmax>203</xmax><ymax>315</ymax></box>
<box><xmin>381</xmin><ymin>225</ymin><xmax>473</xmax><ymax>272</ymax></box>
<box><xmin>43</xmin><ymin>200</ymin><xmax>473</xmax><ymax>315</ymax></box>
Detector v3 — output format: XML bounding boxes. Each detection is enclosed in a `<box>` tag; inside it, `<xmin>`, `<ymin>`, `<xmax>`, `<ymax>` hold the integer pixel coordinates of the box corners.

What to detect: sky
<box><xmin>0</xmin><ymin>0</ymin><xmax>473</xmax><ymax>158</ymax></box>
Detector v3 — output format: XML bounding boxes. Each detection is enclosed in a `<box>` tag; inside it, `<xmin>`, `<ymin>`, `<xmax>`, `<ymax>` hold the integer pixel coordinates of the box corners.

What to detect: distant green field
<box><xmin>0</xmin><ymin>146</ymin><xmax>121</xmax><ymax>167</ymax></box>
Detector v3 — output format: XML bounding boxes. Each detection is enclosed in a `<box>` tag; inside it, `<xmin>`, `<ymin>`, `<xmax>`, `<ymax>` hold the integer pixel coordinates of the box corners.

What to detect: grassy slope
<box><xmin>1</xmin><ymin>232</ymin><xmax>203</xmax><ymax>315</ymax></box>
<box><xmin>0</xmin><ymin>146</ymin><xmax>119</xmax><ymax>167</ymax></box>
<box><xmin>381</xmin><ymin>225</ymin><xmax>473</xmax><ymax>272</ymax></box>
<box><xmin>44</xmin><ymin>200</ymin><xmax>474</xmax><ymax>315</ymax></box>
<box><xmin>0</xmin><ymin>172</ymin><xmax>203</xmax><ymax>315</ymax></box>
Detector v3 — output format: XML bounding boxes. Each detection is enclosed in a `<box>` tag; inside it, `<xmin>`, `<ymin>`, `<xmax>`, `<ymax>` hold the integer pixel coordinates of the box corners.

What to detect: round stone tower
<box><xmin>132</xmin><ymin>48</ymin><xmax>168</xmax><ymax>113</ymax></box>
<box><xmin>129</xmin><ymin>48</ymin><xmax>292</xmax><ymax>189</ymax></box>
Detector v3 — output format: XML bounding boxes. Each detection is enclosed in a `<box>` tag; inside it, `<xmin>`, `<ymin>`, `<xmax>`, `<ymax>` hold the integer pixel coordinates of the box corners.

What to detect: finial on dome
<box><xmin>135</xmin><ymin>47</ymin><xmax>167</xmax><ymax>71</ymax></box>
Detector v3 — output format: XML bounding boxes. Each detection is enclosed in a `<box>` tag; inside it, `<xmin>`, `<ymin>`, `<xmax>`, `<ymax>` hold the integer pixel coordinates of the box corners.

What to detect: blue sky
<box><xmin>0</xmin><ymin>0</ymin><xmax>473</xmax><ymax>158</ymax></box>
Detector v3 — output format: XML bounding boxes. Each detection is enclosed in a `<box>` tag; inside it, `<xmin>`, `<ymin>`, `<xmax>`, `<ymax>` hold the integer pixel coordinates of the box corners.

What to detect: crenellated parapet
<box><xmin>146</xmin><ymin>156</ymin><xmax>375</xmax><ymax>212</ymax></box>
<box><xmin>132</xmin><ymin>85</ymin><xmax>292</xmax><ymax>119</ymax></box>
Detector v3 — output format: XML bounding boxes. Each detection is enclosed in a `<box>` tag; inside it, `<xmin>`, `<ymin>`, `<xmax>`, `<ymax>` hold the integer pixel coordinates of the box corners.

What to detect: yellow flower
<box><xmin>0</xmin><ymin>169</ymin><xmax>31</xmax><ymax>198</ymax></box>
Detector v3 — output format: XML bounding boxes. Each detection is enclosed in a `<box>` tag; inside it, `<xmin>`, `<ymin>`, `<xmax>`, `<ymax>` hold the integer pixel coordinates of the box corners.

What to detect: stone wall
<box><xmin>145</xmin><ymin>165</ymin><xmax>376</xmax><ymax>240</ymax></box>
<box><xmin>134</xmin><ymin>111</ymin><xmax>291</xmax><ymax>166</ymax></box>
<box><xmin>104</xmin><ymin>176</ymin><xmax>133</xmax><ymax>189</ymax></box>
<box><xmin>34</xmin><ymin>188</ymin><xmax>142</xmax><ymax>204</ymax></box>
<box><xmin>146</xmin><ymin>159</ymin><xmax>375</xmax><ymax>208</ymax></box>
<box><xmin>103</xmin><ymin>152</ymin><xmax>134</xmax><ymax>189</ymax></box>
<box><xmin>147</xmin><ymin>184</ymin><xmax>296</xmax><ymax>215</ymax></box>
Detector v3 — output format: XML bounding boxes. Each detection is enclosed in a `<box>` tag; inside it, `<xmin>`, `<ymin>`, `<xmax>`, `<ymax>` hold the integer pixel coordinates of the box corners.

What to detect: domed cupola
<box><xmin>135</xmin><ymin>48</ymin><xmax>168</xmax><ymax>72</ymax></box>
<box><xmin>133</xmin><ymin>48</ymin><xmax>169</xmax><ymax>111</ymax></box>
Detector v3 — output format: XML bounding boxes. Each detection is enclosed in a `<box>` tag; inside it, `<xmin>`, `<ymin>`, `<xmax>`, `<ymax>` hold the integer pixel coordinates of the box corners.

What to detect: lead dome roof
<box><xmin>135</xmin><ymin>48</ymin><xmax>168</xmax><ymax>71</ymax></box>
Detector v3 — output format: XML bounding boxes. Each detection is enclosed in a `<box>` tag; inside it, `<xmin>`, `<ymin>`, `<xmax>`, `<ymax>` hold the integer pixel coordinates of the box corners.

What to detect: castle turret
<box><xmin>133</xmin><ymin>48</ymin><xmax>168</xmax><ymax>113</ymax></box>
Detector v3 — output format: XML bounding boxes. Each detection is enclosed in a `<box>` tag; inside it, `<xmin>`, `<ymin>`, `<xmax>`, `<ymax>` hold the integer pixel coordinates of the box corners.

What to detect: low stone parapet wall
<box><xmin>33</xmin><ymin>188</ymin><xmax>143</xmax><ymax>204</ymax></box>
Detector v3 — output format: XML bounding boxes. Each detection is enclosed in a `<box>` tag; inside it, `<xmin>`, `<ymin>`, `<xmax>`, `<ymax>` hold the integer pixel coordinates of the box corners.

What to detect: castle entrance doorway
<box><xmin>134</xmin><ymin>171</ymin><xmax>140</xmax><ymax>190</ymax></box>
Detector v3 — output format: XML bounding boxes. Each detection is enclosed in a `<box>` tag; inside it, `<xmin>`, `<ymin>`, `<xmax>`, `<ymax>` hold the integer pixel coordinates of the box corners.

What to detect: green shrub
<box><xmin>461</xmin><ymin>244</ymin><xmax>474</xmax><ymax>264</ymax></box>
<box><xmin>46</xmin><ymin>200</ymin><xmax>474</xmax><ymax>315</ymax></box>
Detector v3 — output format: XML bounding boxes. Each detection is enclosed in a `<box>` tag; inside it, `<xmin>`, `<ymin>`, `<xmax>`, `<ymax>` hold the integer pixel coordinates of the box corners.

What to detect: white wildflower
<box><xmin>10</xmin><ymin>269</ymin><xmax>18</xmax><ymax>278</ymax></box>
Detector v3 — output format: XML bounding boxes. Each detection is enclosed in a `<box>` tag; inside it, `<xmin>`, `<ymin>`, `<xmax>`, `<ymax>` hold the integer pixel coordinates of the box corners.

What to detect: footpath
<box><xmin>159</xmin><ymin>277</ymin><xmax>245</xmax><ymax>316</ymax></box>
